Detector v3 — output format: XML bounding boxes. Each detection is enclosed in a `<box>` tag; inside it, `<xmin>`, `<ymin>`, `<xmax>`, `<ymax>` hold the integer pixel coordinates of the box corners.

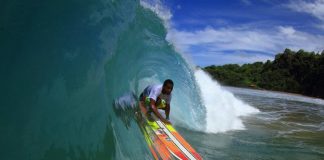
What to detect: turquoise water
<box><xmin>1</xmin><ymin>0</ymin><xmax>204</xmax><ymax>159</ymax></box>
<box><xmin>1</xmin><ymin>0</ymin><xmax>324</xmax><ymax>160</ymax></box>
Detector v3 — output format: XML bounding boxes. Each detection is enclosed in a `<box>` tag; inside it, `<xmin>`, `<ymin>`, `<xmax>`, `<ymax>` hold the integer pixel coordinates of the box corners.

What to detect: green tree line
<box><xmin>204</xmin><ymin>49</ymin><xmax>324</xmax><ymax>99</ymax></box>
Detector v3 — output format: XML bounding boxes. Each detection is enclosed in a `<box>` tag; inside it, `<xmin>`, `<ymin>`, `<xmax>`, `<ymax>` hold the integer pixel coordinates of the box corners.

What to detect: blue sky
<box><xmin>158</xmin><ymin>0</ymin><xmax>324</xmax><ymax>66</ymax></box>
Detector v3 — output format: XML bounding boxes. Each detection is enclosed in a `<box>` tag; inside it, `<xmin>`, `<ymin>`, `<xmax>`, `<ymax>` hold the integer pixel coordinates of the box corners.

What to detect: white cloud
<box><xmin>166</xmin><ymin>26</ymin><xmax>324</xmax><ymax>66</ymax></box>
<box><xmin>316</xmin><ymin>23</ymin><xmax>324</xmax><ymax>29</ymax></box>
<box><xmin>141</xmin><ymin>0</ymin><xmax>324</xmax><ymax>66</ymax></box>
<box><xmin>286</xmin><ymin>0</ymin><xmax>324</xmax><ymax>21</ymax></box>
<box><xmin>286</xmin><ymin>0</ymin><xmax>324</xmax><ymax>30</ymax></box>
<box><xmin>278</xmin><ymin>26</ymin><xmax>296</xmax><ymax>36</ymax></box>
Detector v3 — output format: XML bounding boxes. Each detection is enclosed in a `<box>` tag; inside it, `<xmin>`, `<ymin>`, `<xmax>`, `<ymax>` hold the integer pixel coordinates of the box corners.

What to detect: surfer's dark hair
<box><xmin>163</xmin><ymin>79</ymin><xmax>174</xmax><ymax>87</ymax></box>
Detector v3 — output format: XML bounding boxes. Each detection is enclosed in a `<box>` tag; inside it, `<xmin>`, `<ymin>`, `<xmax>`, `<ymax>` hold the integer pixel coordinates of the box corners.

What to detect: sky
<box><xmin>160</xmin><ymin>0</ymin><xmax>324</xmax><ymax>66</ymax></box>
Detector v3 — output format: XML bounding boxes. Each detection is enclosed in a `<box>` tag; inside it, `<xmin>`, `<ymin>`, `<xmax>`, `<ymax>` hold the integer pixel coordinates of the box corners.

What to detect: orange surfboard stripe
<box><xmin>138</xmin><ymin>101</ymin><xmax>202</xmax><ymax>160</ymax></box>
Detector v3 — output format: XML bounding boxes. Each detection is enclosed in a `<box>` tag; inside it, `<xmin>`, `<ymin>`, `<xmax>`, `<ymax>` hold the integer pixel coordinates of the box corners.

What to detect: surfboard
<box><xmin>137</xmin><ymin>102</ymin><xmax>202</xmax><ymax>160</ymax></box>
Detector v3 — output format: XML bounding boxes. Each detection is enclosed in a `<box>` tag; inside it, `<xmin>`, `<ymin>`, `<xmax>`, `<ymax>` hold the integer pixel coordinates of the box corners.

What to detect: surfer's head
<box><xmin>162</xmin><ymin>79</ymin><xmax>173</xmax><ymax>95</ymax></box>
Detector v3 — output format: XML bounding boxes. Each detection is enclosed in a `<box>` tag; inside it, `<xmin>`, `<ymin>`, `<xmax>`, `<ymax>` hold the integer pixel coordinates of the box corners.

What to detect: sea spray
<box><xmin>194</xmin><ymin>69</ymin><xmax>259</xmax><ymax>133</ymax></box>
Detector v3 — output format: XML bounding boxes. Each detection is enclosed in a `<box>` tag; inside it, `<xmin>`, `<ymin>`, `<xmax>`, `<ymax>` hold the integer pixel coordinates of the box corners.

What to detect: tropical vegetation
<box><xmin>204</xmin><ymin>49</ymin><xmax>324</xmax><ymax>99</ymax></box>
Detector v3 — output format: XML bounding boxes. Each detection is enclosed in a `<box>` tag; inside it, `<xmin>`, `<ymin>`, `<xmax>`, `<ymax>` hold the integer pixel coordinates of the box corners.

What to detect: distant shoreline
<box><xmin>203</xmin><ymin>49</ymin><xmax>324</xmax><ymax>99</ymax></box>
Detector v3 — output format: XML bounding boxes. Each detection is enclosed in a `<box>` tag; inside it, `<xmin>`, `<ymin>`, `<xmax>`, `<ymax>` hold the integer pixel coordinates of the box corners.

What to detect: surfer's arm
<box><xmin>165</xmin><ymin>104</ymin><xmax>170</xmax><ymax>120</ymax></box>
<box><xmin>150</xmin><ymin>99</ymin><xmax>171</xmax><ymax>124</ymax></box>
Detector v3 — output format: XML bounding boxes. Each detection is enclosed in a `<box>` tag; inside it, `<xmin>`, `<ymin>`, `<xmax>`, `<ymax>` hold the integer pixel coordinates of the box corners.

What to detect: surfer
<box><xmin>139</xmin><ymin>79</ymin><xmax>173</xmax><ymax>124</ymax></box>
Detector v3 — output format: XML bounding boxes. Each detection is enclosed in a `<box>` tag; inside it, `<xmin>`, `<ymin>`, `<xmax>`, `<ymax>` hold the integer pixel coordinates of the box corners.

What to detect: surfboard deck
<box><xmin>136</xmin><ymin>101</ymin><xmax>202</xmax><ymax>160</ymax></box>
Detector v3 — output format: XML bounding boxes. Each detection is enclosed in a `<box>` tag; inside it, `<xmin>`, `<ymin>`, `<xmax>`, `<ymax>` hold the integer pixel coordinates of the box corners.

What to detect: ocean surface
<box><xmin>1</xmin><ymin>0</ymin><xmax>323</xmax><ymax>159</ymax></box>
<box><xmin>181</xmin><ymin>86</ymin><xmax>324</xmax><ymax>160</ymax></box>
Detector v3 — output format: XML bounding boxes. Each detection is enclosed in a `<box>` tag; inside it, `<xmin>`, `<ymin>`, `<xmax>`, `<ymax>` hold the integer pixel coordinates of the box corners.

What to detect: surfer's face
<box><xmin>162</xmin><ymin>83</ymin><xmax>173</xmax><ymax>95</ymax></box>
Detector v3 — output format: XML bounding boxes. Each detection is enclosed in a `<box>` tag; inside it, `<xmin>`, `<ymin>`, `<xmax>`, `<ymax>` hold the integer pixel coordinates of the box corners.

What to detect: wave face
<box><xmin>0</xmin><ymin>0</ymin><xmax>204</xmax><ymax>159</ymax></box>
<box><xmin>0</xmin><ymin>0</ymin><xmax>257</xmax><ymax>159</ymax></box>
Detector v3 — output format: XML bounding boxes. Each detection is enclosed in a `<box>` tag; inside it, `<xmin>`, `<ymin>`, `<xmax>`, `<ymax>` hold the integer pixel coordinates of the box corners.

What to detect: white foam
<box><xmin>194</xmin><ymin>69</ymin><xmax>259</xmax><ymax>133</ymax></box>
<box><xmin>140</xmin><ymin>0</ymin><xmax>172</xmax><ymax>28</ymax></box>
